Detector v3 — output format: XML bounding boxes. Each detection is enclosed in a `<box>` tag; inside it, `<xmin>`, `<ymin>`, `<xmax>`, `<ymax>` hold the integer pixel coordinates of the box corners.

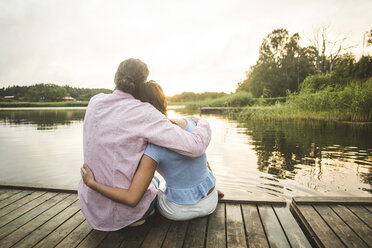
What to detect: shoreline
<box><xmin>1</xmin><ymin>102</ymin><xmax>372</xmax><ymax>124</ymax></box>
<box><xmin>176</xmin><ymin>104</ymin><xmax>372</xmax><ymax>123</ymax></box>
<box><xmin>0</xmin><ymin>101</ymin><xmax>89</xmax><ymax>108</ymax></box>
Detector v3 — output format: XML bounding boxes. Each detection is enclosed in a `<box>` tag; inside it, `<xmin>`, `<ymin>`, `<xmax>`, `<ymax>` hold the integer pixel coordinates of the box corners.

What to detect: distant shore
<box><xmin>0</xmin><ymin>101</ymin><xmax>89</xmax><ymax>108</ymax></box>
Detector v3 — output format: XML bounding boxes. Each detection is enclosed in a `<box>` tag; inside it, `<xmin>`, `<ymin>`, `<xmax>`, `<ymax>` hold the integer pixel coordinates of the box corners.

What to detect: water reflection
<box><xmin>0</xmin><ymin>108</ymin><xmax>85</xmax><ymax>188</ymax></box>
<box><xmin>0</xmin><ymin>108</ymin><xmax>86</xmax><ymax>130</ymax></box>
<box><xmin>239</xmin><ymin>120</ymin><xmax>372</xmax><ymax>194</ymax></box>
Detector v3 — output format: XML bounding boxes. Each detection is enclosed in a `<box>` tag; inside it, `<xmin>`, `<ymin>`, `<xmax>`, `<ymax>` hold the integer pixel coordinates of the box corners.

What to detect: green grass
<box><xmin>236</xmin><ymin>105</ymin><xmax>372</xmax><ymax>122</ymax></box>
<box><xmin>0</xmin><ymin>101</ymin><xmax>89</xmax><ymax>108</ymax></box>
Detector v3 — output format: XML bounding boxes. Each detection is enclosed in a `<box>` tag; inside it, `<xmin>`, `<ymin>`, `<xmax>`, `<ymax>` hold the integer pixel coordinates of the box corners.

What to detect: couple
<box><xmin>78</xmin><ymin>58</ymin><xmax>221</xmax><ymax>231</ymax></box>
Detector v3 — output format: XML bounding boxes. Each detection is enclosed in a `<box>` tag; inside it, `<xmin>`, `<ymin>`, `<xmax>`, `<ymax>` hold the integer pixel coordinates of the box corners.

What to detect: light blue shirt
<box><xmin>144</xmin><ymin>117</ymin><xmax>216</xmax><ymax>204</ymax></box>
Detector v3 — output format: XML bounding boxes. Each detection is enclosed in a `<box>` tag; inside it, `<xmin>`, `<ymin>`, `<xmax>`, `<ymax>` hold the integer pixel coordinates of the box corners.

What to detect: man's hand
<box><xmin>80</xmin><ymin>163</ymin><xmax>96</xmax><ymax>188</ymax></box>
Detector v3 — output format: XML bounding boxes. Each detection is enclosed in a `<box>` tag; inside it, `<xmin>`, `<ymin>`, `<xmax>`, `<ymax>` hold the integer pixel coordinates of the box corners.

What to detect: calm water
<box><xmin>0</xmin><ymin>107</ymin><xmax>371</xmax><ymax>200</ymax></box>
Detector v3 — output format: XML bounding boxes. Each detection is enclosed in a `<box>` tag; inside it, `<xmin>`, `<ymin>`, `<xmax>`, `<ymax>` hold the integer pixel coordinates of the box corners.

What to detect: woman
<box><xmin>81</xmin><ymin>81</ymin><xmax>221</xmax><ymax>222</ymax></box>
<box><xmin>78</xmin><ymin>59</ymin><xmax>212</xmax><ymax>231</ymax></box>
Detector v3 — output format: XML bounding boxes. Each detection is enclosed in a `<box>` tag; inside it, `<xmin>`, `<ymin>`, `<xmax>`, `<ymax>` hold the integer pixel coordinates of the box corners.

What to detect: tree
<box><xmin>367</xmin><ymin>30</ymin><xmax>372</xmax><ymax>46</ymax></box>
<box><xmin>308</xmin><ymin>26</ymin><xmax>355</xmax><ymax>73</ymax></box>
<box><xmin>353</xmin><ymin>56</ymin><xmax>372</xmax><ymax>80</ymax></box>
<box><xmin>1</xmin><ymin>84</ymin><xmax>112</xmax><ymax>101</ymax></box>
<box><xmin>24</xmin><ymin>84</ymin><xmax>68</xmax><ymax>102</ymax></box>
<box><xmin>237</xmin><ymin>29</ymin><xmax>316</xmax><ymax>97</ymax></box>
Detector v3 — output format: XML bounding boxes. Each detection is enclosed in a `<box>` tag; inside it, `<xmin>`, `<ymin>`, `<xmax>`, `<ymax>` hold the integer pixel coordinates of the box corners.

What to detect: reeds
<box><xmin>203</xmin><ymin>78</ymin><xmax>372</xmax><ymax>122</ymax></box>
<box><xmin>288</xmin><ymin>79</ymin><xmax>372</xmax><ymax>122</ymax></box>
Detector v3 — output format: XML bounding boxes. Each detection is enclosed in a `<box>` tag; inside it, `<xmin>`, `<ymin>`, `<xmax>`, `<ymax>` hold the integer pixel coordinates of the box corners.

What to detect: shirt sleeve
<box><xmin>144</xmin><ymin>143</ymin><xmax>162</xmax><ymax>164</ymax></box>
<box><xmin>183</xmin><ymin>117</ymin><xmax>197</xmax><ymax>132</ymax></box>
<box><xmin>141</xmin><ymin>104</ymin><xmax>211</xmax><ymax>158</ymax></box>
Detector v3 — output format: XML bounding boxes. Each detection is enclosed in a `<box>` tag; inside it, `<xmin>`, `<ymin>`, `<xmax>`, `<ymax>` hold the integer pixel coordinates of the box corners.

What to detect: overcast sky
<box><xmin>0</xmin><ymin>0</ymin><xmax>371</xmax><ymax>95</ymax></box>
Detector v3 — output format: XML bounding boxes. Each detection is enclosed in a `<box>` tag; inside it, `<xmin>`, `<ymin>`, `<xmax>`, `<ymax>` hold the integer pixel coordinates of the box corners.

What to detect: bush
<box><xmin>300</xmin><ymin>74</ymin><xmax>334</xmax><ymax>93</ymax></box>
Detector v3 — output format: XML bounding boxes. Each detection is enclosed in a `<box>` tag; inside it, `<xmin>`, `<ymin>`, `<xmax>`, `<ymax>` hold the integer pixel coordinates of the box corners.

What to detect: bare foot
<box><xmin>218</xmin><ymin>189</ymin><xmax>224</xmax><ymax>198</ymax></box>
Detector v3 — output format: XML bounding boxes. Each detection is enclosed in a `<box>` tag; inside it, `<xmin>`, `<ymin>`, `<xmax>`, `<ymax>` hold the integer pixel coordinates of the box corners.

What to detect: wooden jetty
<box><xmin>0</xmin><ymin>185</ymin><xmax>371</xmax><ymax>248</ymax></box>
<box><xmin>200</xmin><ymin>107</ymin><xmax>242</xmax><ymax>114</ymax></box>
<box><xmin>291</xmin><ymin>196</ymin><xmax>372</xmax><ymax>248</ymax></box>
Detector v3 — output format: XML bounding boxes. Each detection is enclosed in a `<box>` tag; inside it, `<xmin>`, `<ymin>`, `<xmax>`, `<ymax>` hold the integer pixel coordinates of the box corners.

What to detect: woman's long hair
<box><xmin>138</xmin><ymin>80</ymin><xmax>167</xmax><ymax>116</ymax></box>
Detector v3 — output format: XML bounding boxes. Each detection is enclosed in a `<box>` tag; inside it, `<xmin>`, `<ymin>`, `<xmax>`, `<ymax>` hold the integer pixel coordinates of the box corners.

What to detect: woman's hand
<box><xmin>80</xmin><ymin>163</ymin><xmax>96</xmax><ymax>188</ymax></box>
<box><xmin>188</xmin><ymin>116</ymin><xmax>200</xmax><ymax>123</ymax></box>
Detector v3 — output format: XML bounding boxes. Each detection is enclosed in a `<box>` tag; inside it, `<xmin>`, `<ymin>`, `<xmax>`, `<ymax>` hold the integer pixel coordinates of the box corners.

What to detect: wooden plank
<box><xmin>331</xmin><ymin>205</ymin><xmax>372</xmax><ymax>247</ymax></box>
<box><xmin>366</xmin><ymin>205</ymin><xmax>372</xmax><ymax>213</ymax></box>
<box><xmin>258</xmin><ymin>204</ymin><xmax>290</xmax><ymax>248</ymax></box>
<box><xmin>206</xmin><ymin>203</ymin><xmax>226</xmax><ymax>248</ymax></box>
<box><xmin>0</xmin><ymin>190</ymin><xmax>34</xmax><ymax>209</ymax></box>
<box><xmin>0</xmin><ymin>191</ymin><xmax>45</xmax><ymax>217</ymax></box>
<box><xmin>241</xmin><ymin>204</ymin><xmax>268</xmax><ymax>248</ymax></box>
<box><xmin>273</xmin><ymin>206</ymin><xmax>311</xmax><ymax>248</ymax></box>
<box><xmin>34</xmin><ymin>210</ymin><xmax>86</xmax><ymax>248</ymax></box>
<box><xmin>314</xmin><ymin>205</ymin><xmax>368</xmax><ymax>248</ymax></box>
<box><xmin>12</xmin><ymin>200</ymin><xmax>81</xmax><ymax>248</ymax></box>
<box><xmin>347</xmin><ymin>205</ymin><xmax>372</xmax><ymax>228</ymax></box>
<box><xmin>119</xmin><ymin>221</ymin><xmax>152</xmax><ymax>248</ymax></box>
<box><xmin>291</xmin><ymin>203</ymin><xmax>344</xmax><ymax>248</ymax></box>
<box><xmin>0</xmin><ymin>182</ymin><xmax>77</xmax><ymax>193</ymax></box>
<box><xmin>0</xmin><ymin>193</ymin><xmax>71</xmax><ymax>244</ymax></box>
<box><xmin>76</xmin><ymin>229</ymin><xmax>108</xmax><ymax>248</ymax></box>
<box><xmin>0</xmin><ymin>191</ymin><xmax>58</xmax><ymax>228</ymax></box>
<box><xmin>293</xmin><ymin>196</ymin><xmax>372</xmax><ymax>205</ymax></box>
<box><xmin>97</xmin><ymin>228</ymin><xmax>127</xmax><ymax>248</ymax></box>
<box><xmin>55</xmin><ymin>220</ymin><xmax>93</xmax><ymax>248</ymax></box>
<box><xmin>183</xmin><ymin>216</ymin><xmax>208</xmax><ymax>248</ymax></box>
<box><xmin>0</xmin><ymin>188</ymin><xmax>10</xmax><ymax>195</ymax></box>
<box><xmin>225</xmin><ymin>203</ymin><xmax>247</xmax><ymax>248</ymax></box>
<box><xmin>0</xmin><ymin>189</ymin><xmax>22</xmax><ymax>201</ymax></box>
<box><xmin>140</xmin><ymin>213</ymin><xmax>171</xmax><ymax>248</ymax></box>
<box><xmin>220</xmin><ymin>194</ymin><xmax>286</xmax><ymax>205</ymax></box>
<box><xmin>162</xmin><ymin>220</ymin><xmax>188</xmax><ymax>248</ymax></box>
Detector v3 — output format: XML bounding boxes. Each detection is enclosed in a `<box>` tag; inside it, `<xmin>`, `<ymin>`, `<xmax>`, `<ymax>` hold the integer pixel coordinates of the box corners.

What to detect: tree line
<box><xmin>236</xmin><ymin>28</ymin><xmax>372</xmax><ymax>97</ymax></box>
<box><xmin>168</xmin><ymin>91</ymin><xmax>227</xmax><ymax>102</ymax></box>
<box><xmin>0</xmin><ymin>84</ymin><xmax>112</xmax><ymax>102</ymax></box>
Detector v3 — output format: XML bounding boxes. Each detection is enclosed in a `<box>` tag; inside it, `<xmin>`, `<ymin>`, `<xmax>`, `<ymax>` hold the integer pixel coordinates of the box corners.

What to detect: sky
<box><xmin>0</xmin><ymin>0</ymin><xmax>371</xmax><ymax>96</ymax></box>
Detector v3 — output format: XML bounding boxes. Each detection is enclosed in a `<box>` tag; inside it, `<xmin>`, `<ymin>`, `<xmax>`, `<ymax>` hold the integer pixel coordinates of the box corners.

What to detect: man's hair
<box><xmin>114</xmin><ymin>58</ymin><xmax>149</xmax><ymax>98</ymax></box>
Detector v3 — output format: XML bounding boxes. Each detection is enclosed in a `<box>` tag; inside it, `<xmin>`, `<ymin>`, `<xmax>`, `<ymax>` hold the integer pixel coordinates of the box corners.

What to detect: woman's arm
<box><xmin>81</xmin><ymin>155</ymin><xmax>157</xmax><ymax>207</ymax></box>
<box><xmin>142</xmin><ymin>106</ymin><xmax>211</xmax><ymax>158</ymax></box>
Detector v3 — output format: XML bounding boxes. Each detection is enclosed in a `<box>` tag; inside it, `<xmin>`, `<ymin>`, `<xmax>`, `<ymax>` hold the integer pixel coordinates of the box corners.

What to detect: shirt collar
<box><xmin>113</xmin><ymin>90</ymin><xmax>135</xmax><ymax>99</ymax></box>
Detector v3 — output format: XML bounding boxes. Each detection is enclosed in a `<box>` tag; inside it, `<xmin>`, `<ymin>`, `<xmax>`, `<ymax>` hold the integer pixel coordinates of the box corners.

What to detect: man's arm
<box><xmin>141</xmin><ymin>107</ymin><xmax>211</xmax><ymax>158</ymax></box>
<box><xmin>81</xmin><ymin>155</ymin><xmax>157</xmax><ymax>207</ymax></box>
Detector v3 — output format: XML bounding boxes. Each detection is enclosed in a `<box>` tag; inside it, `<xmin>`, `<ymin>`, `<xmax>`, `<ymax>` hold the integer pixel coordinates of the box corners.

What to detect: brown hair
<box><xmin>138</xmin><ymin>80</ymin><xmax>167</xmax><ymax>115</ymax></box>
<box><xmin>114</xmin><ymin>58</ymin><xmax>149</xmax><ymax>98</ymax></box>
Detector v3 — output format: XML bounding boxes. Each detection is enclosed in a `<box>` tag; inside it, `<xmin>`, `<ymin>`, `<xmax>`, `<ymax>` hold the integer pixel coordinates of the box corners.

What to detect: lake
<box><xmin>0</xmin><ymin>107</ymin><xmax>371</xmax><ymax>201</ymax></box>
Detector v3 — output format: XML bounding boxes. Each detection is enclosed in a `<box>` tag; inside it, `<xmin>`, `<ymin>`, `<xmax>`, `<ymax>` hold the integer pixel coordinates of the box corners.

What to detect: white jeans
<box><xmin>157</xmin><ymin>187</ymin><xmax>218</xmax><ymax>221</ymax></box>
